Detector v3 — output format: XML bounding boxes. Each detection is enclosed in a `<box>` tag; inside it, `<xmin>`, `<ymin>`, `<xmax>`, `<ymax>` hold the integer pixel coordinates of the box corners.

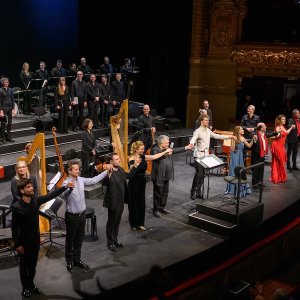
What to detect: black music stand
<box><xmin>27</xmin><ymin>78</ymin><xmax>44</xmax><ymax>107</ymax></box>
<box><xmin>197</xmin><ymin>154</ymin><xmax>226</xmax><ymax>199</ymax></box>
<box><xmin>39</xmin><ymin>197</ymin><xmax>65</xmax><ymax>257</ymax></box>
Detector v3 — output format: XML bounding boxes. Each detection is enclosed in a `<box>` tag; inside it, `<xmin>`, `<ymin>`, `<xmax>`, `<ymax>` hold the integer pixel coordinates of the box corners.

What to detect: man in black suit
<box><xmin>35</xmin><ymin>61</ymin><xmax>50</xmax><ymax>106</ymax></box>
<box><xmin>103</xmin><ymin>153</ymin><xmax>139</xmax><ymax>252</ymax></box>
<box><xmin>286</xmin><ymin>108</ymin><xmax>300</xmax><ymax>171</ymax></box>
<box><xmin>0</xmin><ymin>77</ymin><xmax>15</xmax><ymax>143</ymax></box>
<box><xmin>251</xmin><ymin>122</ymin><xmax>278</xmax><ymax>188</ymax></box>
<box><xmin>138</xmin><ymin>104</ymin><xmax>156</xmax><ymax>152</ymax></box>
<box><xmin>71</xmin><ymin>71</ymin><xmax>87</xmax><ymax>131</ymax></box>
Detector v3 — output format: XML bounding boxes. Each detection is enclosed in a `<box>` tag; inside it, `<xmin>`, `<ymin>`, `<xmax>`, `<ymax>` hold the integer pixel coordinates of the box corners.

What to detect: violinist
<box><xmin>128</xmin><ymin>141</ymin><xmax>173</xmax><ymax>231</ymax></box>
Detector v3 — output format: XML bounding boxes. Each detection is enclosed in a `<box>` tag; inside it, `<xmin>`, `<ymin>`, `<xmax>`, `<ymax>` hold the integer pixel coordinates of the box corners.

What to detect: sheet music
<box><xmin>201</xmin><ymin>156</ymin><xmax>221</xmax><ymax>168</ymax></box>
<box><xmin>40</xmin><ymin>199</ymin><xmax>56</xmax><ymax>212</ymax></box>
<box><xmin>73</xmin><ymin>97</ymin><xmax>78</xmax><ymax>105</ymax></box>
<box><xmin>47</xmin><ymin>171</ymin><xmax>62</xmax><ymax>191</ymax></box>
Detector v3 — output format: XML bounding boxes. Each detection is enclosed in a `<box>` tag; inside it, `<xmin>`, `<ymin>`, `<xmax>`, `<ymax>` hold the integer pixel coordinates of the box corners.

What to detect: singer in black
<box><xmin>20</xmin><ymin>62</ymin><xmax>34</xmax><ymax>114</ymax></box>
<box><xmin>103</xmin><ymin>153</ymin><xmax>139</xmax><ymax>252</ymax></box>
<box><xmin>111</xmin><ymin>73</ymin><xmax>126</xmax><ymax>115</ymax></box>
<box><xmin>138</xmin><ymin>104</ymin><xmax>156</xmax><ymax>152</ymax></box>
<box><xmin>77</xmin><ymin>57</ymin><xmax>93</xmax><ymax>75</ymax></box>
<box><xmin>81</xmin><ymin>119</ymin><xmax>97</xmax><ymax>177</ymax></box>
<box><xmin>71</xmin><ymin>71</ymin><xmax>87</xmax><ymax>131</ymax></box>
<box><xmin>99</xmin><ymin>75</ymin><xmax>112</xmax><ymax>127</ymax></box>
<box><xmin>286</xmin><ymin>109</ymin><xmax>300</xmax><ymax>171</ymax></box>
<box><xmin>55</xmin><ymin>77</ymin><xmax>70</xmax><ymax>134</ymax></box>
<box><xmin>0</xmin><ymin>77</ymin><xmax>15</xmax><ymax>143</ymax></box>
<box><xmin>86</xmin><ymin>74</ymin><xmax>100</xmax><ymax>127</ymax></box>
<box><xmin>35</xmin><ymin>61</ymin><xmax>50</xmax><ymax>106</ymax></box>
<box><xmin>51</xmin><ymin>59</ymin><xmax>67</xmax><ymax>77</ymax></box>
<box><xmin>151</xmin><ymin>135</ymin><xmax>192</xmax><ymax>217</ymax></box>
<box><xmin>11</xmin><ymin>179</ymin><xmax>73</xmax><ymax>298</ymax></box>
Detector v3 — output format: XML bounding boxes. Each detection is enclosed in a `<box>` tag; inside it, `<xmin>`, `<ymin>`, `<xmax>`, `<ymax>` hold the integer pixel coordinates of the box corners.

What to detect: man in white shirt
<box><xmin>189</xmin><ymin>115</ymin><xmax>232</xmax><ymax>200</ymax></box>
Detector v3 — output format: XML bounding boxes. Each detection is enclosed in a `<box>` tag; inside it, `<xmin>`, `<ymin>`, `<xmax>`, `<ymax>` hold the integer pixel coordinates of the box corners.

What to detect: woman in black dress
<box><xmin>55</xmin><ymin>77</ymin><xmax>70</xmax><ymax>133</ymax></box>
<box><xmin>81</xmin><ymin>118</ymin><xmax>97</xmax><ymax>177</ymax></box>
<box><xmin>128</xmin><ymin>141</ymin><xmax>172</xmax><ymax>230</ymax></box>
<box><xmin>20</xmin><ymin>62</ymin><xmax>34</xmax><ymax>114</ymax></box>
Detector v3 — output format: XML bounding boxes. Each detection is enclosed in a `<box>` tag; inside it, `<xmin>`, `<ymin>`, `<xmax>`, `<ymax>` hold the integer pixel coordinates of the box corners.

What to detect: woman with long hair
<box><xmin>11</xmin><ymin>160</ymin><xmax>38</xmax><ymax>205</ymax></box>
<box><xmin>20</xmin><ymin>62</ymin><xmax>34</xmax><ymax>114</ymax></box>
<box><xmin>225</xmin><ymin>126</ymin><xmax>256</xmax><ymax>196</ymax></box>
<box><xmin>128</xmin><ymin>141</ymin><xmax>172</xmax><ymax>231</ymax></box>
<box><xmin>54</xmin><ymin>77</ymin><xmax>70</xmax><ymax>133</ymax></box>
<box><xmin>81</xmin><ymin>118</ymin><xmax>97</xmax><ymax>177</ymax></box>
<box><xmin>270</xmin><ymin>114</ymin><xmax>295</xmax><ymax>183</ymax></box>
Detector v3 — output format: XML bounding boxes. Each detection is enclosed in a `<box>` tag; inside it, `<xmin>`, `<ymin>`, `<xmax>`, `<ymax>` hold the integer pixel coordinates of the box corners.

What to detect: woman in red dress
<box><xmin>270</xmin><ymin>115</ymin><xmax>295</xmax><ymax>183</ymax></box>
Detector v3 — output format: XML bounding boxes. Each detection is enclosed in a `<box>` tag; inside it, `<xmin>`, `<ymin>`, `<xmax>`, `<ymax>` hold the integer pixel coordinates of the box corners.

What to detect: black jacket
<box><xmin>0</xmin><ymin>87</ymin><xmax>14</xmax><ymax>111</ymax></box>
<box><xmin>286</xmin><ymin>117</ymin><xmax>299</xmax><ymax>144</ymax></box>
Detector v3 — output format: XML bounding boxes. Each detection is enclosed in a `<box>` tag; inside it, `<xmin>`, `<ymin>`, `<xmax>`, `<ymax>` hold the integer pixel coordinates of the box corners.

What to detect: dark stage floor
<box><xmin>0</xmin><ymin>141</ymin><xmax>300</xmax><ymax>299</ymax></box>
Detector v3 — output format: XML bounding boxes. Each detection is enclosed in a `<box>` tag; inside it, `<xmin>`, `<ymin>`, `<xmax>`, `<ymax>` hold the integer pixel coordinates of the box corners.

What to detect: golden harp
<box><xmin>18</xmin><ymin>133</ymin><xmax>49</xmax><ymax>232</ymax></box>
<box><xmin>110</xmin><ymin>99</ymin><xmax>129</xmax><ymax>172</ymax></box>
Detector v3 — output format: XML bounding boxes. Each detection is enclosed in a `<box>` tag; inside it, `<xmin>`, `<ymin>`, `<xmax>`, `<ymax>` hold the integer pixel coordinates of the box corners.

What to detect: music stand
<box><xmin>196</xmin><ymin>154</ymin><xmax>226</xmax><ymax>199</ymax></box>
<box><xmin>39</xmin><ymin>197</ymin><xmax>65</xmax><ymax>257</ymax></box>
<box><xmin>27</xmin><ymin>78</ymin><xmax>44</xmax><ymax>107</ymax></box>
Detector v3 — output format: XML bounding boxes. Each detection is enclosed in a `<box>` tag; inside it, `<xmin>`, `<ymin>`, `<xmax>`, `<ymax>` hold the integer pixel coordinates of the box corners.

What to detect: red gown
<box><xmin>270</xmin><ymin>130</ymin><xmax>287</xmax><ymax>183</ymax></box>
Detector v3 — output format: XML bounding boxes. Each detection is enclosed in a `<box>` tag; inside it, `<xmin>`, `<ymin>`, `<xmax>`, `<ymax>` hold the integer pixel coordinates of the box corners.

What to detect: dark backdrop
<box><xmin>78</xmin><ymin>0</ymin><xmax>193</xmax><ymax>123</ymax></box>
<box><xmin>1</xmin><ymin>0</ymin><xmax>192</xmax><ymax>124</ymax></box>
<box><xmin>0</xmin><ymin>0</ymin><xmax>79</xmax><ymax>88</ymax></box>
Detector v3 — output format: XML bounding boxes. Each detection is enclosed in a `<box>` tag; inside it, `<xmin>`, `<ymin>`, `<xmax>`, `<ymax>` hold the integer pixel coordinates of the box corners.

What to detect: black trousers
<box><xmin>58</xmin><ymin>103</ymin><xmax>69</xmax><ymax>133</ymax></box>
<box><xmin>153</xmin><ymin>180</ymin><xmax>169</xmax><ymax>212</ymax></box>
<box><xmin>106</xmin><ymin>203</ymin><xmax>124</xmax><ymax>246</ymax></box>
<box><xmin>0</xmin><ymin>109</ymin><xmax>12</xmax><ymax>140</ymax></box>
<box><xmin>65</xmin><ymin>211</ymin><xmax>86</xmax><ymax>264</ymax></box>
<box><xmin>87</xmin><ymin>100</ymin><xmax>99</xmax><ymax>125</ymax></box>
<box><xmin>252</xmin><ymin>154</ymin><xmax>265</xmax><ymax>186</ymax></box>
<box><xmin>100</xmin><ymin>103</ymin><xmax>109</xmax><ymax>126</ymax></box>
<box><xmin>287</xmin><ymin>142</ymin><xmax>298</xmax><ymax>168</ymax></box>
<box><xmin>191</xmin><ymin>160</ymin><xmax>205</xmax><ymax>194</ymax></box>
<box><xmin>81</xmin><ymin>151</ymin><xmax>94</xmax><ymax>178</ymax></box>
<box><xmin>72</xmin><ymin>97</ymin><xmax>85</xmax><ymax>129</ymax></box>
<box><xmin>19</xmin><ymin>241</ymin><xmax>39</xmax><ymax>290</ymax></box>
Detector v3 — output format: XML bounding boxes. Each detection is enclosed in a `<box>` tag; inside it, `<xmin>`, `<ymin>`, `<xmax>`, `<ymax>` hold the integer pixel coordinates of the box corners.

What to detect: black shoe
<box><xmin>107</xmin><ymin>244</ymin><xmax>117</xmax><ymax>252</ymax></box>
<box><xmin>191</xmin><ymin>191</ymin><xmax>197</xmax><ymax>200</ymax></box>
<box><xmin>153</xmin><ymin>211</ymin><xmax>161</xmax><ymax>218</ymax></box>
<box><xmin>31</xmin><ymin>285</ymin><xmax>41</xmax><ymax>295</ymax></box>
<box><xmin>197</xmin><ymin>193</ymin><xmax>204</xmax><ymax>199</ymax></box>
<box><xmin>74</xmin><ymin>261</ymin><xmax>89</xmax><ymax>269</ymax></box>
<box><xmin>292</xmin><ymin>166</ymin><xmax>299</xmax><ymax>171</ymax></box>
<box><xmin>114</xmin><ymin>241</ymin><xmax>125</xmax><ymax>248</ymax></box>
<box><xmin>22</xmin><ymin>289</ymin><xmax>32</xmax><ymax>298</ymax></box>
<box><xmin>160</xmin><ymin>209</ymin><xmax>170</xmax><ymax>214</ymax></box>
<box><xmin>66</xmin><ymin>263</ymin><xmax>74</xmax><ymax>272</ymax></box>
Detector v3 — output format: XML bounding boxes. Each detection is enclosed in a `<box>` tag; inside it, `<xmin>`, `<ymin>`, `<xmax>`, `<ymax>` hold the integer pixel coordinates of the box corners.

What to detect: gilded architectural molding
<box><xmin>231</xmin><ymin>45</ymin><xmax>300</xmax><ymax>71</ymax></box>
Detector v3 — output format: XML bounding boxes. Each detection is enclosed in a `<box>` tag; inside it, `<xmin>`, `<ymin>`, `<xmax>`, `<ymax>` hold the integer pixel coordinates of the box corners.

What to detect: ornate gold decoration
<box><xmin>231</xmin><ymin>46</ymin><xmax>300</xmax><ymax>71</ymax></box>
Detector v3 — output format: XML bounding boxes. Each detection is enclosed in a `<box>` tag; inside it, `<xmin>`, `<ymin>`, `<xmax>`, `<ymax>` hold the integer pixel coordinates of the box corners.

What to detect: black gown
<box><xmin>128</xmin><ymin>155</ymin><xmax>147</xmax><ymax>228</ymax></box>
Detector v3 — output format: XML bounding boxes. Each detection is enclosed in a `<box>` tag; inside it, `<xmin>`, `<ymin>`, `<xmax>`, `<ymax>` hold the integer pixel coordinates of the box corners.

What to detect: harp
<box><xmin>18</xmin><ymin>133</ymin><xmax>49</xmax><ymax>232</ymax></box>
<box><xmin>110</xmin><ymin>99</ymin><xmax>129</xmax><ymax>172</ymax></box>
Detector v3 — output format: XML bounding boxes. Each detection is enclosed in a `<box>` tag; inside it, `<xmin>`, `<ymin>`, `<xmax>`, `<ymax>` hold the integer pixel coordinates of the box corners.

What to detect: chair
<box><xmin>164</xmin><ymin>107</ymin><xmax>182</xmax><ymax>129</ymax></box>
<box><xmin>85</xmin><ymin>207</ymin><xmax>98</xmax><ymax>241</ymax></box>
<box><xmin>12</xmin><ymin>87</ymin><xmax>24</xmax><ymax>116</ymax></box>
<box><xmin>223</xmin><ymin>167</ymin><xmax>250</xmax><ymax>209</ymax></box>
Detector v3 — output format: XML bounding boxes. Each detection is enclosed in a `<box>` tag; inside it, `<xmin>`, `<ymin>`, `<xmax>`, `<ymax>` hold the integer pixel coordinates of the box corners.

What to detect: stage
<box><xmin>0</xmin><ymin>126</ymin><xmax>300</xmax><ymax>299</ymax></box>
